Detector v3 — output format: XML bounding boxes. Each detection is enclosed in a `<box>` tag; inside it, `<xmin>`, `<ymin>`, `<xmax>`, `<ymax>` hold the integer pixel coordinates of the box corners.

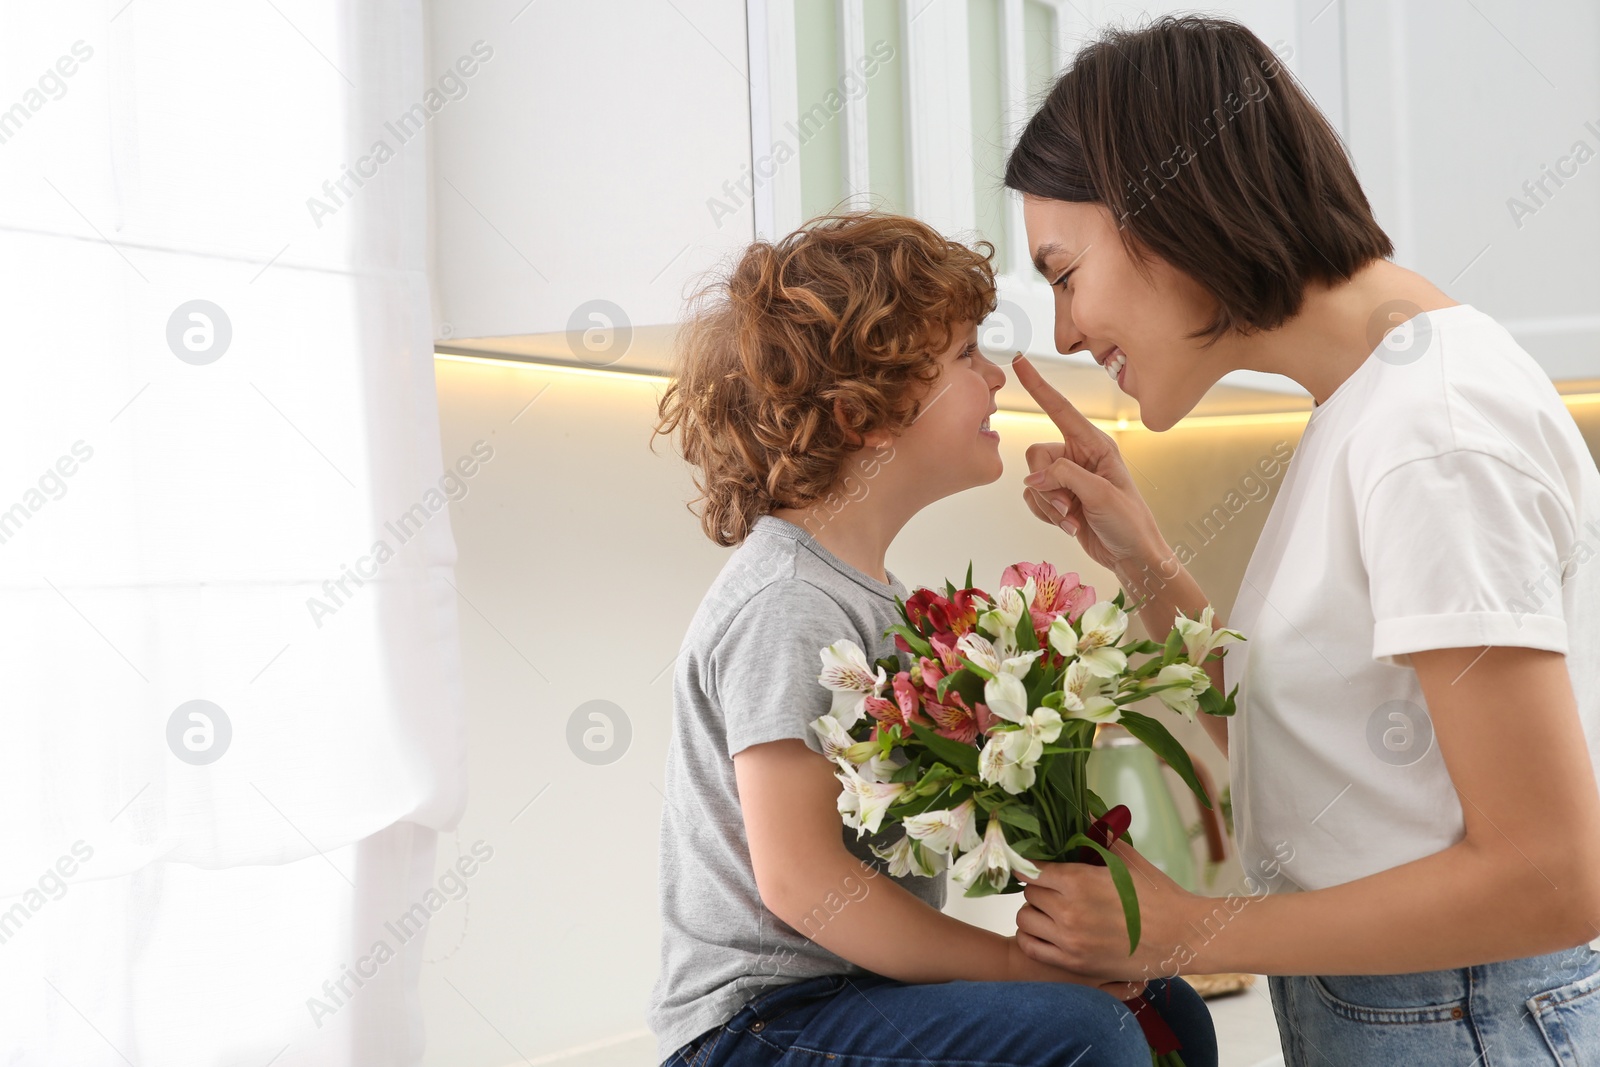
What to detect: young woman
<box><xmin>999</xmin><ymin>14</ymin><xmax>1600</xmax><ymax>1064</ymax></box>
<box><xmin>646</xmin><ymin>212</ymin><xmax>1218</xmax><ymax>1066</ymax></box>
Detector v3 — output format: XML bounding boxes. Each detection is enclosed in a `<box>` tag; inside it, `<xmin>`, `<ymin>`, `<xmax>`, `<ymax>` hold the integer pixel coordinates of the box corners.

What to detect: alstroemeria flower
<box><xmin>956</xmin><ymin>631</ymin><xmax>1043</xmax><ymax>723</ymax></box>
<box><xmin>809</xmin><ymin>714</ymin><xmax>873</xmax><ymax>766</ymax></box>
<box><xmin>1000</xmin><ymin>707</ymin><xmax>1065</xmax><ymax>765</ymax></box>
<box><xmin>951</xmin><ymin>817</ymin><xmax>1042</xmax><ymax>893</ymax></box>
<box><xmin>924</xmin><ymin>690</ymin><xmax>980</xmax><ymax>744</ymax></box>
<box><xmin>908</xmin><ymin>587</ymin><xmax>989</xmax><ymax>637</ymax></box>
<box><xmin>1174</xmin><ymin>605</ymin><xmax>1245</xmax><ymax>665</ymax></box>
<box><xmin>1149</xmin><ymin>662</ymin><xmax>1211</xmax><ymax>721</ymax></box>
<box><xmin>903</xmin><ymin>797</ymin><xmax>982</xmax><ymax>855</ymax></box>
<box><xmin>1049</xmin><ymin>601</ymin><xmax>1129</xmax><ymax>677</ymax></box>
<box><xmin>833</xmin><ymin>763</ymin><xmax>906</xmax><ymax>837</ymax></box>
<box><xmin>818</xmin><ymin>640</ymin><xmax>887</xmax><ymax>727</ymax></box>
<box><xmin>1059</xmin><ymin>660</ymin><xmax>1122</xmax><ymax>723</ymax></box>
<box><xmin>891</xmin><ymin>671</ymin><xmax>924</xmax><ymax>725</ymax></box>
<box><xmin>977</xmin><ymin>578</ymin><xmax>1034</xmax><ymax>641</ymax></box>
<box><xmin>979</xmin><ymin>708</ymin><xmax>1063</xmax><ymax>792</ymax></box>
<box><xmin>870</xmin><ymin>832</ymin><xmax>946</xmax><ymax>878</ymax></box>
<box><xmin>1003</xmin><ymin>561</ymin><xmax>1097</xmax><ymax>631</ymax></box>
<box><xmin>928</xmin><ymin>632</ymin><xmax>965</xmax><ymax>674</ymax></box>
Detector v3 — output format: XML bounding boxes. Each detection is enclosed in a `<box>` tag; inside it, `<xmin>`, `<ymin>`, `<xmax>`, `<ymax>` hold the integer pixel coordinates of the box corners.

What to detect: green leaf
<box><xmin>1116</xmin><ymin>709</ymin><xmax>1213</xmax><ymax>810</ymax></box>
<box><xmin>1200</xmin><ymin>683</ymin><xmax>1239</xmax><ymax>717</ymax></box>
<box><xmin>1161</xmin><ymin>626</ymin><xmax>1185</xmax><ymax>665</ymax></box>
<box><xmin>1063</xmin><ymin>833</ymin><xmax>1142</xmax><ymax>953</ymax></box>
<box><xmin>945</xmin><ymin>578</ymin><xmax>957</xmax><ymax>599</ymax></box>
<box><xmin>994</xmin><ymin>804</ymin><xmax>1041</xmax><ymax>835</ymax></box>
<box><xmin>887</xmin><ymin>624</ymin><xmax>933</xmax><ymax>659</ymax></box>
<box><xmin>1114</xmin><ymin>680</ymin><xmax>1192</xmax><ymax>705</ymax></box>
<box><xmin>964</xmin><ymin>561</ymin><xmax>974</xmax><ymax>590</ymax></box>
<box><xmin>957</xmin><ymin>654</ymin><xmax>995</xmax><ymax>682</ymax></box>
<box><xmin>960</xmin><ymin>874</ymin><xmax>1007</xmax><ymax>898</ymax></box>
<box><xmin>911</xmin><ymin>763</ymin><xmax>959</xmax><ymax>795</ymax></box>
<box><xmin>908</xmin><ymin>720</ymin><xmax>979</xmax><ymax>775</ymax></box>
<box><xmin>1015</xmin><ymin>607</ymin><xmax>1039</xmax><ymax>653</ymax></box>
<box><xmin>1120</xmin><ymin>639</ymin><xmax>1163</xmax><ymax>656</ymax></box>
<box><xmin>1008</xmin><ymin>835</ymin><xmax>1047</xmax><ymax>859</ymax></box>
<box><xmin>1085</xmin><ymin>787</ymin><xmax>1108</xmax><ymax>819</ymax></box>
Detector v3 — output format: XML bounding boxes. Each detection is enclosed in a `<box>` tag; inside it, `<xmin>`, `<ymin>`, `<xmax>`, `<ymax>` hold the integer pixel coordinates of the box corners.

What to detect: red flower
<box><xmin>904</xmin><ymin>589</ymin><xmax>946</xmax><ymax>634</ymax></box>
<box><xmin>905</xmin><ymin>586</ymin><xmax>991</xmax><ymax>638</ymax></box>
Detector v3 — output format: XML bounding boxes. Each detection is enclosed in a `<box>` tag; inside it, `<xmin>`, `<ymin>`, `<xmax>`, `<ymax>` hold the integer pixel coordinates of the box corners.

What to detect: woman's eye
<box><xmin>1053</xmin><ymin>270</ymin><xmax>1074</xmax><ymax>290</ymax></box>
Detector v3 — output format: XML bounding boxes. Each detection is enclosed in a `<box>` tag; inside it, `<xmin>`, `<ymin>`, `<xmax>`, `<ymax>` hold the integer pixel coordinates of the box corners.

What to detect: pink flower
<box><xmin>864</xmin><ymin>695</ymin><xmax>900</xmax><ymax>726</ymax></box>
<box><xmin>1002</xmin><ymin>561</ymin><xmax>1097</xmax><ymax>635</ymax></box>
<box><xmin>925</xmin><ymin>691</ymin><xmax>980</xmax><ymax>745</ymax></box>
<box><xmin>892</xmin><ymin>672</ymin><xmax>923</xmax><ymax>722</ymax></box>
<box><xmin>928</xmin><ymin>632</ymin><xmax>965</xmax><ymax>674</ymax></box>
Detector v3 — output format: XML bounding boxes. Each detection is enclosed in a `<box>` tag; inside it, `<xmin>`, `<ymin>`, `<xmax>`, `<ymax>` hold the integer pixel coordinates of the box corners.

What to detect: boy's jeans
<box><xmin>666</xmin><ymin>970</ymin><xmax>1218</xmax><ymax>1067</ymax></box>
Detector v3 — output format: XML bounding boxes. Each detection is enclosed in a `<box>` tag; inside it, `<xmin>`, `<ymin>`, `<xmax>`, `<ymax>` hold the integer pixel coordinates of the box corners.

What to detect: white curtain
<box><xmin>0</xmin><ymin>2</ymin><xmax>466</xmax><ymax>1064</ymax></box>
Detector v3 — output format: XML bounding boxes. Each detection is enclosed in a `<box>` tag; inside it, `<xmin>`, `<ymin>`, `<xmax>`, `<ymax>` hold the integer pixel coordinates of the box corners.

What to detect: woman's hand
<box><xmin>1003</xmin><ymin>933</ymin><xmax>1150</xmax><ymax>999</ymax></box>
<box><xmin>1012</xmin><ymin>356</ymin><xmax>1165</xmax><ymax>575</ymax></box>
<box><xmin>1014</xmin><ymin>837</ymin><xmax>1210</xmax><ymax>982</ymax></box>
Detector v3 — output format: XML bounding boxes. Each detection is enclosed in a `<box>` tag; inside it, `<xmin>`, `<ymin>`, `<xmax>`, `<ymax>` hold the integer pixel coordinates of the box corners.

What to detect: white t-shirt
<box><xmin>1224</xmin><ymin>303</ymin><xmax>1600</xmax><ymax>896</ymax></box>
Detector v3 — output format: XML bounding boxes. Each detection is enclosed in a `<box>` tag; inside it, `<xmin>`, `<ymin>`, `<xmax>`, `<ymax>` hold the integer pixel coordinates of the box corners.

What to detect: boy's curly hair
<box><xmin>653</xmin><ymin>212</ymin><xmax>997</xmax><ymax>547</ymax></box>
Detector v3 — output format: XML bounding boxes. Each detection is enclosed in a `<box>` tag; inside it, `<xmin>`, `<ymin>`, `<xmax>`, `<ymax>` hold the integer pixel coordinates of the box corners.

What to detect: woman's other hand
<box><xmin>1012</xmin><ymin>355</ymin><xmax>1164</xmax><ymax>575</ymax></box>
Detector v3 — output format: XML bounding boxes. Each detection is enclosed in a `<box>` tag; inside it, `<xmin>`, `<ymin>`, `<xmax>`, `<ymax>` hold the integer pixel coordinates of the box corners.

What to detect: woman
<box><xmin>1001</xmin><ymin>14</ymin><xmax>1600</xmax><ymax>1065</ymax></box>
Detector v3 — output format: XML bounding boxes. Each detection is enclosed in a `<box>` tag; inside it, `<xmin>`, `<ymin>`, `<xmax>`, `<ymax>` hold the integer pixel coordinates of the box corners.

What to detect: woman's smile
<box><xmin>1095</xmin><ymin>345</ymin><xmax>1129</xmax><ymax>392</ymax></box>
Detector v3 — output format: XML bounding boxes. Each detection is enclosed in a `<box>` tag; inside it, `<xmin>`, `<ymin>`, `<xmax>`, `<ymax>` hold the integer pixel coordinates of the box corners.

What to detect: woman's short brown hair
<box><xmin>1005</xmin><ymin>14</ymin><xmax>1393</xmax><ymax>344</ymax></box>
<box><xmin>653</xmin><ymin>212</ymin><xmax>996</xmax><ymax>547</ymax></box>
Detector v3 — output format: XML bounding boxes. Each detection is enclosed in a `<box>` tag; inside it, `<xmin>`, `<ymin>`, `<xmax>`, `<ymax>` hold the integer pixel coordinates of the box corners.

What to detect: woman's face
<box><xmin>1021</xmin><ymin>194</ymin><xmax>1234</xmax><ymax>431</ymax></box>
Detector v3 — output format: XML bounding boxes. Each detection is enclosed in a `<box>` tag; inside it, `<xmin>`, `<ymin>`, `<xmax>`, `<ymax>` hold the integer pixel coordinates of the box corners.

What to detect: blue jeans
<box><xmin>666</xmin><ymin>970</ymin><xmax>1218</xmax><ymax>1067</ymax></box>
<box><xmin>1268</xmin><ymin>941</ymin><xmax>1600</xmax><ymax>1065</ymax></box>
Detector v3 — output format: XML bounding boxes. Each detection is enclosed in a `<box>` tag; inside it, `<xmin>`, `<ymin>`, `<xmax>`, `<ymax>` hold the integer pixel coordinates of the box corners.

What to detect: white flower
<box><xmin>902</xmin><ymin>797</ymin><xmax>983</xmax><ymax>855</ymax></box>
<box><xmin>977</xmin><ymin>578</ymin><xmax>1035</xmax><ymax>640</ymax></box>
<box><xmin>818</xmin><ymin>640</ymin><xmax>887</xmax><ymax>728</ymax></box>
<box><xmin>870</xmin><ymin>833</ymin><xmax>947</xmax><ymax>878</ymax></box>
<box><xmin>1059</xmin><ymin>660</ymin><xmax>1122</xmax><ymax>724</ymax></box>
<box><xmin>834</xmin><ymin>763</ymin><xmax>906</xmax><ymax>837</ymax></box>
<box><xmin>950</xmin><ymin>817</ymin><xmax>1042</xmax><ymax>894</ymax></box>
<box><xmin>1050</xmin><ymin>601</ymin><xmax>1128</xmax><ymax>677</ymax></box>
<box><xmin>978</xmin><ymin>708</ymin><xmax>1064</xmax><ymax>793</ymax></box>
<box><xmin>1173</xmin><ymin>605</ymin><xmax>1245</xmax><ymax>665</ymax></box>
<box><xmin>978</xmin><ymin>734</ymin><xmax>1032</xmax><ymax>793</ymax></box>
<box><xmin>859</xmin><ymin>748</ymin><xmax>909</xmax><ymax>784</ymax></box>
<box><xmin>956</xmin><ymin>631</ymin><xmax>1044</xmax><ymax>724</ymax></box>
<box><xmin>1149</xmin><ymin>662</ymin><xmax>1210</xmax><ymax>721</ymax></box>
<box><xmin>809</xmin><ymin>714</ymin><xmax>858</xmax><ymax>764</ymax></box>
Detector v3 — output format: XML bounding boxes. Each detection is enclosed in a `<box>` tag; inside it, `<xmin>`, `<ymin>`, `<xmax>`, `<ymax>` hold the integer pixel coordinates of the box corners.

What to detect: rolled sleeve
<box><xmin>1362</xmin><ymin>449</ymin><xmax>1575</xmax><ymax>667</ymax></box>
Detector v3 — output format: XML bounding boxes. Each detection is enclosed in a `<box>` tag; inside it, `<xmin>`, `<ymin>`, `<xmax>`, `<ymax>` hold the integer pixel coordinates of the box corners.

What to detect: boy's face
<box><xmin>886</xmin><ymin>320</ymin><xmax>1007</xmax><ymax>497</ymax></box>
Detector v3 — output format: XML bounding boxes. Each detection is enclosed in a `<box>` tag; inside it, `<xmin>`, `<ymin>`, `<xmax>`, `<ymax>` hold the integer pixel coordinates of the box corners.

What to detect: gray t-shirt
<box><xmin>646</xmin><ymin>515</ymin><xmax>947</xmax><ymax>1064</ymax></box>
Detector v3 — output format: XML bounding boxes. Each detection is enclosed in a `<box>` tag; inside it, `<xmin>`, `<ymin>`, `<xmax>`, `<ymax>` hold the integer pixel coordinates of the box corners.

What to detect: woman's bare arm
<box><xmin>1015</xmin><ymin>645</ymin><xmax>1600</xmax><ymax>978</ymax></box>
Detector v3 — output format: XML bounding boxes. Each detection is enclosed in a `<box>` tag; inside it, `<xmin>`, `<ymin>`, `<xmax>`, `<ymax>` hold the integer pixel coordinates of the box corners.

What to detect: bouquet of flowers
<box><xmin>810</xmin><ymin>561</ymin><xmax>1243</xmax><ymax>1066</ymax></box>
